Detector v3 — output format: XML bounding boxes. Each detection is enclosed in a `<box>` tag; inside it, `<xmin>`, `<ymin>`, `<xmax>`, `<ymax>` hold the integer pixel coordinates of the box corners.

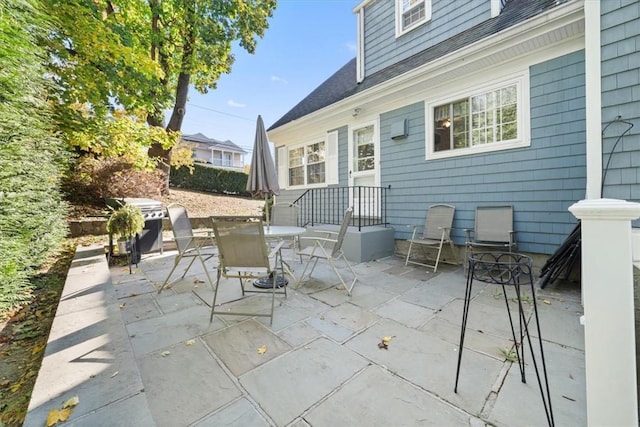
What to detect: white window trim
<box><xmin>281</xmin><ymin>135</ymin><xmax>336</xmax><ymax>190</ymax></box>
<box><xmin>348</xmin><ymin>120</ymin><xmax>379</xmax><ymax>184</ymax></box>
<box><xmin>395</xmin><ymin>0</ymin><xmax>432</xmax><ymax>38</ymax></box>
<box><xmin>425</xmin><ymin>72</ymin><xmax>530</xmax><ymax>160</ymax></box>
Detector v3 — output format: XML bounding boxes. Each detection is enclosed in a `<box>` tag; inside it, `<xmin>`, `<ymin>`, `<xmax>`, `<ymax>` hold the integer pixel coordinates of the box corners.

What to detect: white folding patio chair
<box><xmin>270</xmin><ymin>202</ymin><xmax>302</xmax><ymax>261</ymax></box>
<box><xmin>158</xmin><ymin>203</ymin><xmax>217</xmax><ymax>294</ymax></box>
<box><xmin>405</xmin><ymin>204</ymin><xmax>457</xmax><ymax>272</ymax></box>
<box><xmin>297</xmin><ymin>207</ymin><xmax>358</xmax><ymax>295</ymax></box>
<box><xmin>464</xmin><ymin>205</ymin><xmax>517</xmax><ymax>268</ymax></box>
<box><xmin>209</xmin><ymin>216</ymin><xmax>287</xmax><ymax>325</ymax></box>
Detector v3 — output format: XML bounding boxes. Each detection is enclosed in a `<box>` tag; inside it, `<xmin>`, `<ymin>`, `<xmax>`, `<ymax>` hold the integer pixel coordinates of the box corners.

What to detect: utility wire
<box><xmin>186</xmin><ymin>102</ymin><xmax>254</xmax><ymax>121</ymax></box>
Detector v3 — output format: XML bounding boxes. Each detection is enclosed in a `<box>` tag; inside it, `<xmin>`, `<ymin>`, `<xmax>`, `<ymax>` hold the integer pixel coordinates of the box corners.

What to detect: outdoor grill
<box><xmin>106</xmin><ymin>197</ymin><xmax>164</xmax><ymax>255</ymax></box>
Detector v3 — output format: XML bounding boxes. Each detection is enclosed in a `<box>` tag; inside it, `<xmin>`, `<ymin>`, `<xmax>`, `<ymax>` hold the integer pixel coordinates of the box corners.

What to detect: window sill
<box><xmin>427</xmin><ymin>139</ymin><xmax>530</xmax><ymax>160</ymax></box>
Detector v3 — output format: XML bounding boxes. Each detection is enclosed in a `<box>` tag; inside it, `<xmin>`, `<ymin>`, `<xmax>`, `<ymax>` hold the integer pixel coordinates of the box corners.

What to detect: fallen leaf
<box><xmin>161</xmin><ymin>351</ymin><xmax>171</xmax><ymax>357</ymax></box>
<box><xmin>110</xmin><ymin>371</ymin><xmax>119</xmax><ymax>378</ymax></box>
<box><xmin>32</xmin><ymin>343</ymin><xmax>45</xmax><ymax>355</ymax></box>
<box><xmin>257</xmin><ymin>345</ymin><xmax>267</xmax><ymax>355</ymax></box>
<box><xmin>62</xmin><ymin>395</ymin><xmax>79</xmax><ymax>408</ymax></box>
<box><xmin>46</xmin><ymin>408</ymin><xmax>73</xmax><ymax>426</ymax></box>
<box><xmin>185</xmin><ymin>339</ymin><xmax>196</xmax><ymax>346</ymax></box>
<box><xmin>378</xmin><ymin>335</ymin><xmax>395</xmax><ymax>349</ymax></box>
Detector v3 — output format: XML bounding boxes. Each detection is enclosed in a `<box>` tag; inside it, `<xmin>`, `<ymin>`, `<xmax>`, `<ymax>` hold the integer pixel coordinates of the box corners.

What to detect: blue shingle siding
<box><xmin>601</xmin><ymin>0</ymin><xmax>640</xmax><ymax>209</ymax></box>
<box><xmin>363</xmin><ymin>0</ymin><xmax>490</xmax><ymax>77</ymax></box>
<box><xmin>378</xmin><ymin>50</ymin><xmax>585</xmax><ymax>255</ymax></box>
<box><xmin>337</xmin><ymin>126</ymin><xmax>349</xmax><ymax>184</ymax></box>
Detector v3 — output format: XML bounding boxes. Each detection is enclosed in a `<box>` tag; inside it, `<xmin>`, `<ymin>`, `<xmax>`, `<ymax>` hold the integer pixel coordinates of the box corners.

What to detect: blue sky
<box><xmin>179</xmin><ymin>0</ymin><xmax>360</xmax><ymax>160</ymax></box>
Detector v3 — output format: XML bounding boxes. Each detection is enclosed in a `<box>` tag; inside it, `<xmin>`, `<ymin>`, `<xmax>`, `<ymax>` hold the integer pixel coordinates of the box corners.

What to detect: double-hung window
<box><xmin>278</xmin><ymin>131</ymin><xmax>339</xmax><ymax>189</ymax></box>
<box><xmin>396</xmin><ymin>0</ymin><xmax>431</xmax><ymax>37</ymax></box>
<box><xmin>287</xmin><ymin>141</ymin><xmax>326</xmax><ymax>186</ymax></box>
<box><xmin>428</xmin><ymin>75</ymin><xmax>529</xmax><ymax>159</ymax></box>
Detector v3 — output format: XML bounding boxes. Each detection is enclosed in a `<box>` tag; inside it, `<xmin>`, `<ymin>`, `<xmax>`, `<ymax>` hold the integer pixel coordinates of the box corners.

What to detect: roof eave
<box><xmin>269</xmin><ymin>0</ymin><xmax>584</xmax><ymax>141</ymax></box>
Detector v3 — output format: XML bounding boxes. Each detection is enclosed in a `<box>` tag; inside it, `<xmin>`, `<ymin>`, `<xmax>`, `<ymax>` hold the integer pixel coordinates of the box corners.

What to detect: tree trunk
<box><xmin>150</xmin><ymin>72</ymin><xmax>190</xmax><ymax>194</ymax></box>
<box><xmin>167</xmin><ymin>72</ymin><xmax>190</xmax><ymax>132</ymax></box>
<box><xmin>147</xmin><ymin>0</ymin><xmax>195</xmax><ymax>195</ymax></box>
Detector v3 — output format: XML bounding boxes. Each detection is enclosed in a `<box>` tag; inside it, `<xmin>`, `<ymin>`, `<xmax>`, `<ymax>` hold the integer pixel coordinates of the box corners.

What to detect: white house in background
<box><xmin>182</xmin><ymin>132</ymin><xmax>246</xmax><ymax>171</ymax></box>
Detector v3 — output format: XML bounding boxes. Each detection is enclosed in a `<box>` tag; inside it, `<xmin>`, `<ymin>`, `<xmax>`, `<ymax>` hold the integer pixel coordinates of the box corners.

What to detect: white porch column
<box><xmin>584</xmin><ymin>0</ymin><xmax>602</xmax><ymax>199</ymax></box>
<box><xmin>569</xmin><ymin>198</ymin><xmax>640</xmax><ymax>426</ymax></box>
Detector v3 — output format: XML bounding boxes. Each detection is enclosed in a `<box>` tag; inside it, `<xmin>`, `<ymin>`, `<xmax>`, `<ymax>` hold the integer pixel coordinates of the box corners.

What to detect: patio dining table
<box><xmin>253</xmin><ymin>225</ymin><xmax>306</xmax><ymax>288</ymax></box>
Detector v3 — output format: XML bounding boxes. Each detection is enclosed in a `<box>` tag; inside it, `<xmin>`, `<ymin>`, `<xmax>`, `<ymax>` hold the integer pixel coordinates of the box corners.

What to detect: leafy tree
<box><xmin>65</xmin><ymin>109</ymin><xmax>180</xmax><ymax>169</ymax></box>
<box><xmin>45</xmin><ymin>0</ymin><xmax>276</xmax><ymax>191</ymax></box>
<box><xmin>0</xmin><ymin>0</ymin><xmax>69</xmax><ymax>312</ymax></box>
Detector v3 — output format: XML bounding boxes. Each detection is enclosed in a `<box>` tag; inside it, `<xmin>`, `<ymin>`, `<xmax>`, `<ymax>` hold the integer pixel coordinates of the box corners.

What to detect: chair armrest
<box><xmin>405</xmin><ymin>224</ymin><xmax>420</xmax><ymax>240</ymax></box>
<box><xmin>463</xmin><ymin>228</ymin><xmax>473</xmax><ymax>243</ymax></box>
<box><xmin>313</xmin><ymin>229</ymin><xmax>339</xmax><ymax>237</ymax></box>
<box><xmin>268</xmin><ymin>241</ymin><xmax>286</xmax><ymax>258</ymax></box>
<box><xmin>174</xmin><ymin>234</ymin><xmax>215</xmax><ymax>250</ymax></box>
<box><xmin>193</xmin><ymin>229</ymin><xmax>214</xmax><ymax>237</ymax></box>
<box><xmin>299</xmin><ymin>236</ymin><xmax>337</xmax><ymax>245</ymax></box>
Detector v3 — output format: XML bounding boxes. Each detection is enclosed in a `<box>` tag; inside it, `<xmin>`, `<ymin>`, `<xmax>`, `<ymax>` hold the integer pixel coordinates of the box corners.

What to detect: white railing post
<box><xmin>569</xmin><ymin>198</ymin><xmax>640</xmax><ymax>426</ymax></box>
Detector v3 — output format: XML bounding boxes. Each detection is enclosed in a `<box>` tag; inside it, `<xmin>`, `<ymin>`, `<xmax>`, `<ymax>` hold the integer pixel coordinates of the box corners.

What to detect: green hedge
<box><xmin>170</xmin><ymin>164</ymin><xmax>251</xmax><ymax>196</ymax></box>
<box><xmin>0</xmin><ymin>0</ymin><xmax>69</xmax><ymax>313</ymax></box>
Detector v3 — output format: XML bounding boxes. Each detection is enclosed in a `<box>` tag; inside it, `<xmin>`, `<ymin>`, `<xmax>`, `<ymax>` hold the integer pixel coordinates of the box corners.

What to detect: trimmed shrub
<box><xmin>62</xmin><ymin>156</ymin><xmax>164</xmax><ymax>206</ymax></box>
<box><xmin>170</xmin><ymin>164</ymin><xmax>250</xmax><ymax>196</ymax></box>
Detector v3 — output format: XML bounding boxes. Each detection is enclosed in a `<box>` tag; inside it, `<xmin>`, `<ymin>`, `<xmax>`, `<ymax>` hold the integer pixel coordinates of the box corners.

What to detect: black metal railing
<box><xmin>292</xmin><ymin>185</ymin><xmax>390</xmax><ymax>231</ymax></box>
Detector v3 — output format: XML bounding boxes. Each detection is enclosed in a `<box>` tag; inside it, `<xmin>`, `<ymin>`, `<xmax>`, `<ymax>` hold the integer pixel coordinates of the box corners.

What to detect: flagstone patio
<box><xmin>24</xmin><ymin>244</ymin><xmax>586</xmax><ymax>426</ymax></box>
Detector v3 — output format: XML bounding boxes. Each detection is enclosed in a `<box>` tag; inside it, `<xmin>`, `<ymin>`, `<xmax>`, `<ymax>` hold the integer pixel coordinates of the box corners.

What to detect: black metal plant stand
<box><xmin>108</xmin><ymin>234</ymin><xmax>140</xmax><ymax>274</ymax></box>
<box><xmin>454</xmin><ymin>252</ymin><xmax>554</xmax><ymax>427</ymax></box>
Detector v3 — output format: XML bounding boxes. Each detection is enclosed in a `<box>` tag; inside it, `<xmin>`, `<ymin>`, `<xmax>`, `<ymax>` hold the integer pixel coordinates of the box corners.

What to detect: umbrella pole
<box><xmin>266</xmin><ymin>195</ymin><xmax>270</xmax><ymax>231</ymax></box>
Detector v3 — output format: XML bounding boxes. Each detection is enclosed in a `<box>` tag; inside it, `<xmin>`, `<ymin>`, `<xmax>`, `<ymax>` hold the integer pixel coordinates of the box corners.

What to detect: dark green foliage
<box><xmin>0</xmin><ymin>0</ymin><xmax>70</xmax><ymax>313</ymax></box>
<box><xmin>170</xmin><ymin>164</ymin><xmax>251</xmax><ymax>197</ymax></box>
<box><xmin>62</xmin><ymin>156</ymin><xmax>164</xmax><ymax>206</ymax></box>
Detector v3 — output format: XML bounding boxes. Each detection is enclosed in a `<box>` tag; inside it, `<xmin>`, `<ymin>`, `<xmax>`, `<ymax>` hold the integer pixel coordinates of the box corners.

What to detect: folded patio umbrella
<box><xmin>246</xmin><ymin>115</ymin><xmax>280</xmax><ymax>226</ymax></box>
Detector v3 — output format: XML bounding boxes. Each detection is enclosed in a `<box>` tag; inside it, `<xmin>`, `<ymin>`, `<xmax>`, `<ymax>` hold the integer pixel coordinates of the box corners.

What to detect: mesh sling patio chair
<box><xmin>464</xmin><ymin>205</ymin><xmax>517</xmax><ymax>268</ymax></box>
<box><xmin>297</xmin><ymin>207</ymin><xmax>358</xmax><ymax>296</ymax></box>
<box><xmin>270</xmin><ymin>202</ymin><xmax>302</xmax><ymax>261</ymax></box>
<box><xmin>209</xmin><ymin>216</ymin><xmax>287</xmax><ymax>325</ymax></box>
<box><xmin>158</xmin><ymin>203</ymin><xmax>217</xmax><ymax>294</ymax></box>
<box><xmin>405</xmin><ymin>204</ymin><xmax>458</xmax><ymax>273</ymax></box>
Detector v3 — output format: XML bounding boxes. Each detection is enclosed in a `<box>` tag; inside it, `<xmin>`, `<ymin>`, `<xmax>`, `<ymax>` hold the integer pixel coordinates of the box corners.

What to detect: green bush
<box><xmin>170</xmin><ymin>164</ymin><xmax>251</xmax><ymax>196</ymax></box>
<box><xmin>0</xmin><ymin>0</ymin><xmax>69</xmax><ymax>313</ymax></box>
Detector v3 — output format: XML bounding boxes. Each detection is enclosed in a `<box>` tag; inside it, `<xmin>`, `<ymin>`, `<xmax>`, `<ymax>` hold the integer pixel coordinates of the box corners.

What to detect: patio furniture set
<box><xmin>157</xmin><ymin>203</ymin><xmax>358</xmax><ymax>326</ymax></box>
<box><xmin>157</xmin><ymin>202</ymin><xmax>555</xmax><ymax>426</ymax></box>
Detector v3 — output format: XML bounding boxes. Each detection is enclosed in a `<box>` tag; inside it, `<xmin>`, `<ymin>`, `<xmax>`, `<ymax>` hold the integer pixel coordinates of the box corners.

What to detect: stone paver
<box><xmin>305</xmin><ymin>365</ymin><xmax>476</xmax><ymax>426</ymax></box>
<box><xmin>137</xmin><ymin>340</ymin><xmax>241</xmax><ymax>427</ymax></box>
<box><xmin>25</xmin><ymin>244</ymin><xmax>587</xmax><ymax>426</ymax></box>
<box><xmin>203</xmin><ymin>319</ymin><xmax>292</xmax><ymax>376</ymax></box>
<box><xmin>239</xmin><ymin>337</ymin><xmax>369</xmax><ymax>427</ymax></box>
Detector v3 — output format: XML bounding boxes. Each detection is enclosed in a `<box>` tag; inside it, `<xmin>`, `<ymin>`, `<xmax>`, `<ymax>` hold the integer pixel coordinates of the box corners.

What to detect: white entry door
<box><xmin>348</xmin><ymin>121</ymin><xmax>380</xmax><ymax>218</ymax></box>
